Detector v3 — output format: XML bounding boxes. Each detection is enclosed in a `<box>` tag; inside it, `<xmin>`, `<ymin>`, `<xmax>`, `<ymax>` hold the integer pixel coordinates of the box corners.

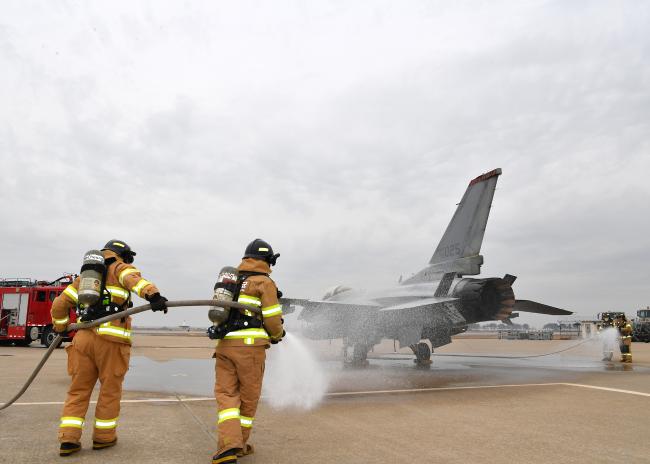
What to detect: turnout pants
<box><xmin>214</xmin><ymin>345</ymin><xmax>266</xmax><ymax>455</ymax></box>
<box><xmin>58</xmin><ymin>329</ymin><xmax>130</xmax><ymax>444</ymax></box>
<box><xmin>620</xmin><ymin>342</ymin><xmax>632</xmax><ymax>362</ymax></box>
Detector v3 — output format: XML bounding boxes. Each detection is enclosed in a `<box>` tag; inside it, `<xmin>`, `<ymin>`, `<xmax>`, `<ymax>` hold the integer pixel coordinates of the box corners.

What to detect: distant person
<box><xmin>210</xmin><ymin>239</ymin><xmax>285</xmax><ymax>464</ymax></box>
<box><xmin>616</xmin><ymin>315</ymin><xmax>633</xmax><ymax>363</ymax></box>
<box><xmin>50</xmin><ymin>240</ymin><xmax>168</xmax><ymax>457</ymax></box>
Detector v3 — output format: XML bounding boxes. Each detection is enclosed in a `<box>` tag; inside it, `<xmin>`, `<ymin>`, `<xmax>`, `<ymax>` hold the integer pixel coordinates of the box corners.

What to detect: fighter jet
<box><xmin>282</xmin><ymin>168</ymin><xmax>571</xmax><ymax>367</ymax></box>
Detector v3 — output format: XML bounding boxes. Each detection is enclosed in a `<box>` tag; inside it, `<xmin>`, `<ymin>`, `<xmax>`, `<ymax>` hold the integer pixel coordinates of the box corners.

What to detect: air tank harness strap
<box><xmin>207</xmin><ymin>272</ymin><xmax>266</xmax><ymax>340</ymax></box>
<box><xmin>232</xmin><ymin>271</ymin><xmax>267</xmax><ymax>322</ymax></box>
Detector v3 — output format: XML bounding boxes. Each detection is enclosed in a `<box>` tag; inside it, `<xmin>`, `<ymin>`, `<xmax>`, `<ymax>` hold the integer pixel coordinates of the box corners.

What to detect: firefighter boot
<box><xmin>212</xmin><ymin>449</ymin><xmax>239</xmax><ymax>464</ymax></box>
<box><xmin>93</xmin><ymin>438</ymin><xmax>117</xmax><ymax>450</ymax></box>
<box><xmin>236</xmin><ymin>444</ymin><xmax>254</xmax><ymax>457</ymax></box>
<box><xmin>59</xmin><ymin>442</ymin><xmax>81</xmax><ymax>457</ymax></box>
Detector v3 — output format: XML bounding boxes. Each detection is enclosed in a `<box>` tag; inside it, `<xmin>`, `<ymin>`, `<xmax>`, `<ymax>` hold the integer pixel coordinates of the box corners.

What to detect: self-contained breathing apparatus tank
<box><xmin>78</xmin><ymin>250</ymin><xmax>106</xmax><ymax>308</ymax></box>
<box><xmin>209</xmin><ymin>266</ymin><xmax>239</xmax><ymax>326</ymax></box>
<box><xmin>76</xmin><ymin>250</ymin><xmax>125</xmax><ymax>323</ymax></box>
<box><xmin>207</xmin><ymin>266</ymin><xmax>263</xmax><ymax>339</ymax></box>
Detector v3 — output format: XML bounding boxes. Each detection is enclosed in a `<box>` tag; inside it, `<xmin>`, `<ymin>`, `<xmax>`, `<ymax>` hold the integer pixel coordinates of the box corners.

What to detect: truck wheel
<box><xmin>29</xmin><ymin>326</ymin><xmax>40</xmax><ymax>342</ymax></box>
<box><xmin>41</xmin><ymin>327</ymin><xmax>59</xmax><ymax>348</ymax></box>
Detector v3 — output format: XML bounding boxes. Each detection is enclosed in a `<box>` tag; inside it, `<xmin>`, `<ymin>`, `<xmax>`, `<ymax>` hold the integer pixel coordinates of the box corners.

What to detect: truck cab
<box><xmin>0</xmin><ymin>276</ymin><xmax>77</xmax><ymax>347</ymax></box>
<box><xmin>633</xmin><ymin>307</ymin><xmax>650</xmax><ymax>343</ymax></box>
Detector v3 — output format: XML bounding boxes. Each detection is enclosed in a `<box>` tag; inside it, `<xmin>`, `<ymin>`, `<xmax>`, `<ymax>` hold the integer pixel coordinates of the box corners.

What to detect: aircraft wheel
<box><xmin>411</xmin><ymin>342</ymin><xmax>432</xmax><ymax>367</ymax></box>
<box><xmin>352</xmin><ymin>344</ymin><xmax>369</xmax><ymax>362</ymax></box>
<box><xmin>343</xmin><ymin>344</ymin><xmax>370</xmax><ymax>368</ymax></box>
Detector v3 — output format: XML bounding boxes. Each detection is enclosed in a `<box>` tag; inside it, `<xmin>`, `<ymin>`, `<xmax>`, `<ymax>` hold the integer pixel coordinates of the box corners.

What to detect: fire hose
<box><xmin>0</xmin><ymin>299</ymin><xmax>261</xmax><ymax>411</ymax></box>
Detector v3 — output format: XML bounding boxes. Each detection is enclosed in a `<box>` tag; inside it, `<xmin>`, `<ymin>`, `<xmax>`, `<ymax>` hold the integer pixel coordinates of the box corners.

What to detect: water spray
<box><xmin>263</xmin><ymin>332</ymin><xmax>329</xmax><ymax>410</ymax></box>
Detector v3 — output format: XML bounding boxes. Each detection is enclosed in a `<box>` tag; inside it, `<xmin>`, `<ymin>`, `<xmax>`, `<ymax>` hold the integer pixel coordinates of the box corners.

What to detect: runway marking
<box><xmin>324</xmin><ymin>383</ymin><xmax>567</xmax><ymax>397</ymax></box>
<box><xmin>9</xmin><ymin>397</ymin><xmax>214</xmax><ymax>406</ymax></box>
<box><xmin>8</xmin><ymin>382</ymin><xmax>649</xmax><ymax>407</ymax></box>
<box><xmin>563</xmin><ymin>383</ymin><xmax>650</xmax><ymax>398</ymax></box>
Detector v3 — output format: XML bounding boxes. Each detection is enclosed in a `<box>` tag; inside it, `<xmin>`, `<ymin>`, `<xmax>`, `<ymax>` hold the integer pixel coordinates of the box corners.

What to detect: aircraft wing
<box><xmin>281</xmin><ymin>298</ymin><xmax>380</xmax><ymax>317</ymax></box>
<box><xmin>514</xmin><ymin>300</ymin><xmax>572</xmax><ymax>316</ymax></box>
<box><xmin>378</xmin><ymin>297</ymin><xmax>466</xmax><ymax>348</ymax></box>
<box><xmin>379</xmin><ymin>297</ymin><xmax>457</xmax><ymax>312</ymax></box>
<box><xmin>279</xmin><ymin>298</ymin><xmax>304</xmax><ymax>315</ymax></box>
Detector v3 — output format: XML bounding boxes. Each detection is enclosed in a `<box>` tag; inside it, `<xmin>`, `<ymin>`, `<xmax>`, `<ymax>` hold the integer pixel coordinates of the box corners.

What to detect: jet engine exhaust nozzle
<box><xmin>452</xmin><ymin>277</ymin><xmax>515</xmax><ymax>323</ymax></box>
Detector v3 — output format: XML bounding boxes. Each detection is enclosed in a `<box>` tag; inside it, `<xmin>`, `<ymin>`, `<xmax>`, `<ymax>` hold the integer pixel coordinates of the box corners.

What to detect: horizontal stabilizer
<box><xmin>514</xmin><ymin>300</ymin><xmax>572</xmax><ymax>316</ymax></box>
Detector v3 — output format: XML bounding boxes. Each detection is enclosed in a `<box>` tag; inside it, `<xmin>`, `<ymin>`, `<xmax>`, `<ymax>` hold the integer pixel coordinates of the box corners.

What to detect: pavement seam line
<box><xmin>175</xmin><ymin>393</ymin><xmax>218</xmax><ymax>445</ymax></box>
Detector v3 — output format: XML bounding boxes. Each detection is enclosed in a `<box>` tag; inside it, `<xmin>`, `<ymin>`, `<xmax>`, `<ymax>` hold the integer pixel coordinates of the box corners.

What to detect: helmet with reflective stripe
<box><xmin>243</xmin><ymin>238</ymin><xmax>280</xmax><ymax>266</ymax></box>
<box><xmin>102</xmin><ymin>239</ymin><xmax>136</xmax><ymax>264</ymax></box>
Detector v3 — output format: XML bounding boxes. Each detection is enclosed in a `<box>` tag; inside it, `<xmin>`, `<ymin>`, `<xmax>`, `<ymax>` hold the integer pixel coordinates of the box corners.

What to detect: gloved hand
<box><xmin>54</xmin><ymin>324</ymin><xmax>69</xmax><ymax>335</ymax></box>
<box><xmin>53</xmin><ymin>315</ymin><xmax>70</xmax><ymax>334</ymax></box>
<box><xmin>147</xmin><ymin>293</ymin><xmax>168</xmax><ymax>313</ymax></box>
<box><xmin>270</xmin><ymin>329</ymin><xmax>286</xmax><ymax>345</ymax></box>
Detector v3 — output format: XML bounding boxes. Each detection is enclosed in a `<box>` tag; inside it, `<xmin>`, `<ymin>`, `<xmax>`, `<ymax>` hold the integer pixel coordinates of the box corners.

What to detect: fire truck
<box><xmin>0</xmin><ymin>276</ymin><xmax>77</xmax><ymax>347</ymax></box>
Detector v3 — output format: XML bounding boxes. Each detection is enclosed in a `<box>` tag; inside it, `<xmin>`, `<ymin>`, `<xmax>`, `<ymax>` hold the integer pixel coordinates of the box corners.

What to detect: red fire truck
<box><xmin>0</xmin><ymin>276</ymin><xmax>77</xmax><ymax>347</ymax></box>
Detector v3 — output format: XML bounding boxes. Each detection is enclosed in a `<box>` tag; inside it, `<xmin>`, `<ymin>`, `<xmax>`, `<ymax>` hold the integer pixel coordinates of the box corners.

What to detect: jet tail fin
<box><xmin>429</xmin><ymin>168</ymin><xmax>501</xmax><ymax>275</ymax></box>
<box><xmin>403</xmin><ymin>169</ymin><xmax>501</xmax><ymax>283</ymax></box>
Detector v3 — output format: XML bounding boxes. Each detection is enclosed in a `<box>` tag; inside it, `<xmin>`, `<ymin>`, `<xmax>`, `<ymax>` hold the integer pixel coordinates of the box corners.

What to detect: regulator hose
<box><xmin>0</xmin><ymin>299</ymin><xmax>260</xmax><ymax>411</ymax></box>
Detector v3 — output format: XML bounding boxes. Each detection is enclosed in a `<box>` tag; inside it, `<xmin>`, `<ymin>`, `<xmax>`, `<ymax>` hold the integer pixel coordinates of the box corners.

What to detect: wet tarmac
<box><xmin>123</xmin><ymin>340</ymin><xmax>650</xmax><ymax>398</ymax></box>
<box><xmin>2</xmin><ymin>335</ymin><xmax>649</xmax><ymax>463</ymax></box>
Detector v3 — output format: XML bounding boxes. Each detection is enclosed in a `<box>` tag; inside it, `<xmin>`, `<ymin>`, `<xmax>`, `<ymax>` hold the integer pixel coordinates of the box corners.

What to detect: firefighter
<box><xmin>51</xmin><ymin>240</ymin><xmax>168</xmax><ymax>457</ymax></box>
<box><xmin>212</xmin><ymin>239</ymin><xmax>285</xmax><ymax>464</ymax></box>
<box><xmin>616</xmin><ymin>315</ymin><xmax>633</xmax><ymax>363</ymax></box>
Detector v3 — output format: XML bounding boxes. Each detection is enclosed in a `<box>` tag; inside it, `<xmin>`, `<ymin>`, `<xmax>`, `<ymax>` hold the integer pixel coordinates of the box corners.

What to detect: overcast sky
<box><xmin>1</xmin><ymin>0</ymin><xmax>649</xmax><ymax>328</ymax></box>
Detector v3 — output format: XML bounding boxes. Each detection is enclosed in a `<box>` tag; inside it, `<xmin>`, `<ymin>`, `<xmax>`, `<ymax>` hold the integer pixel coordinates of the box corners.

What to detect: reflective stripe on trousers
<box><xmin>95</xmin><ymin>417</ymin><xmax>118</xmax><ymax>429</ymax></box>
<box><xmin>218</xmin><ymin>408</ymin><xmax>240</xmax><ymax>424</ymax></box>
<box><xmin>240</xmin><ymin>415</ymin><xmax>254</xmax><ymax>428</ymax></box>
<box><xmin>60</xmin><ymin>416</ymin><xmax>84</xmax><ymax>429</ymax></box>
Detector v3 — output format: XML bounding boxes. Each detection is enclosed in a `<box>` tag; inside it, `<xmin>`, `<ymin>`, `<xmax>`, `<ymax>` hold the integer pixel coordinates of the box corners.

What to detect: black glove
<box><xmin>147</xmin><ymin>293</ymin><xmax>168</xmax><ymax>313</ymax></box>
<box><xmin>270</xmin><ymin>329</ymin><xmax>286</xmax><ymax>345</ymax></box>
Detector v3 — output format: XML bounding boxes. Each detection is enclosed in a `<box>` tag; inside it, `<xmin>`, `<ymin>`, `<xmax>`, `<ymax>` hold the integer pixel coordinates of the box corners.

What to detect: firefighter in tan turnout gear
<box><xmin>616</xmin><ymin>315</ymin><xmax>633</xmax><ymax>363</ymax></box>
<box><xmin>210</xmin><ymin>239</ymin><xmax>285</xmax><ymax>464</ymax></box>
<box><xmin>50</xmin><ymin>240</ymin><xmax>168</xmax><ymax>457</ymax></box>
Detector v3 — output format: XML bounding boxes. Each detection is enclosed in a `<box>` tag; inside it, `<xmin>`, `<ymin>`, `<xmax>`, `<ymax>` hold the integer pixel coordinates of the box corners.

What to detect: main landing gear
<box><xmin>410</xmin><ymin>342</ymin><xmax>432</xmax><ymax>369</ymax></box>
